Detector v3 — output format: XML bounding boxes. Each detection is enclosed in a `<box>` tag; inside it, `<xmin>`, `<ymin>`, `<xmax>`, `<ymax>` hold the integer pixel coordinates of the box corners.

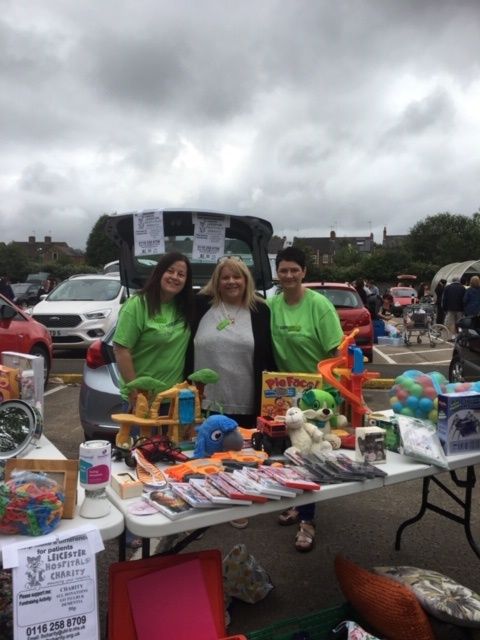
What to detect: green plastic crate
<box><xmin>247</xmin><ymin>603</ymin><xmax>354</xmax><ymax>640</ymax></box>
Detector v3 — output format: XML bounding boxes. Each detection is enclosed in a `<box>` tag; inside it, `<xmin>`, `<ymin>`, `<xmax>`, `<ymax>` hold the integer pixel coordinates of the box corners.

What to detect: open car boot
<box><xmin>295</xmin><ymin>521</ymin><xmax>315</xmax><ymax>552</ymax></box>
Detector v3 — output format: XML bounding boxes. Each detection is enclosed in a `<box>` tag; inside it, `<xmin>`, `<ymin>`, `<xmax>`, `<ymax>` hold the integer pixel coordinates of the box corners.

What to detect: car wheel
<box><xmin>29</xmin><ymin>344</ymin><xmax>51</xmax><ymax>386</ymax></box>
<box><xmin>449</xmin><ymin>355</ymin><xmax>464</xmax><ymax>383</ymax></box>
<box><xmin>251</xmin><ymin>431</ymin><xmax>263</xmax><ymax>451</ymax></box>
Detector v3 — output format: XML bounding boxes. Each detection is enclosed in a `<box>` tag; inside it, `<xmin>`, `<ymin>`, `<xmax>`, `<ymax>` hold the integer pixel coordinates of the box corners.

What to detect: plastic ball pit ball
<box><xmin>388</xmin><ymin>370</ymin><xmax>480</xmax><ymax>423</ymax></box>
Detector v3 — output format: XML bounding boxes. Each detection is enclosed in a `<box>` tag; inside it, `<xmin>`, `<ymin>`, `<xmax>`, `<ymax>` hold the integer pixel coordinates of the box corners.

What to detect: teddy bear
<box><xmin>283</xmin><ymin>406</ymin><xmax>333</xmax><ymax>457</ymax></box>
<box><xmin>298</xmin><ymin>388</ymin><xmax>345</xmax><ymax>449</ymax></box>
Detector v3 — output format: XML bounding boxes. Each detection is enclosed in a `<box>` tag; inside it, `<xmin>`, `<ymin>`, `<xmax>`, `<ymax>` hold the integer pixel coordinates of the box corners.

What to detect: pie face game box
<box><xmin>260</xmin><ymin>371</ymin><xmax>322</xmax><ymax>418</ymax></box>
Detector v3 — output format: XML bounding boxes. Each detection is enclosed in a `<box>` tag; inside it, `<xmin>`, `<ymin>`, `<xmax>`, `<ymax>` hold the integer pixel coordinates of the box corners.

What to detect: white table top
<box><xmin>106</xmin><ymin>445</ymin><xmax>480</xmax><ymax>539</ymax></box>
<box><xmin>0</xmin><ymin>435</ymin><xmax>124</xmax><ymax>561</ymax></box>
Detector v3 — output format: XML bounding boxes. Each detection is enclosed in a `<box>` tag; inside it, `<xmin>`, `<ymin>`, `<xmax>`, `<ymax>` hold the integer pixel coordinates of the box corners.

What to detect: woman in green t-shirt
<box><xmin>113</xmin><ymin>251</ymin><xmax>195</xmax><ymax>407</ymax></box>
<box><xmin>268</xmin><ymin>246</ymin><xmax>343</xmax><ymax>552</ymax></box>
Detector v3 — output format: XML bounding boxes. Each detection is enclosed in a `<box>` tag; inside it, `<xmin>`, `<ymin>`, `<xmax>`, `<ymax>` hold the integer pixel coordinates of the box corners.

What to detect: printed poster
<box><xmin>3</xmin><ymin>526</ymin><xmax>103</xmax><ymax>640</ymax></box>
<box><xmin>133</xmin><ymin>210</ymin><xmax>165</xmax><ymax>256</ymax></box>
<box><xmin>192</xmin><ymin>213</ymin><xmax>229</xmax><ymax>262</ymax></box>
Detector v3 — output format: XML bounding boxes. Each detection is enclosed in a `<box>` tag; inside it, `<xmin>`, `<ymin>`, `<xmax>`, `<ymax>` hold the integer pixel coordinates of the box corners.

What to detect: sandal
<box><xmin>278</xmin><ymin>507</ymin><xmax>300</xmax><ymax>526</ymax></box>
<box><xmin>230</xmin><ymin>518</ymin><xmax>249</xmax><ymax>529</ymax></box>
<box><xmin>295</xmin><ymin>521</ymin><xmax>315</xmax><ymax>552</ymax></box>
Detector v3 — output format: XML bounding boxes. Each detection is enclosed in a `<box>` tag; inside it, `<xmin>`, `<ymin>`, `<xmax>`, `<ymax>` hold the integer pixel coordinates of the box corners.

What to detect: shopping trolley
<box><xmin>402</xmin><ymin>302</ymin><xmax>449</xmax><ymax>347</ymax></box>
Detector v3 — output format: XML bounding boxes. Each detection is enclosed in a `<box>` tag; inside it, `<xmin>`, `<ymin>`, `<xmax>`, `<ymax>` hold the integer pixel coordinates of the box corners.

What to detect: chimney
<box><xmin>44</xmin><ymin>236</ymin><xmax>51</xmax><ymax>244</ymax></box>
<box><xmin>383</xmin><ymin>226</ymin><xmax>387</xmax><ymax>239</ymax></box>
<box><xmin>28</xmin><ymin>236</ymin><xmax>36</xmax><ymax>243</ymax></box>
<box><xmin>330</xmin><ymin>230</ymin><xmax>336</xmax><ymax>239</ymax></box>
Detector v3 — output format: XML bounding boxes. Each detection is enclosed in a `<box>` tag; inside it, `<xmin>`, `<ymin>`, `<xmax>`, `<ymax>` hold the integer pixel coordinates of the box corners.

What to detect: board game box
<box><xmin>260</xmin><ymin>371</ymin><xmax>322</xmax><ymax>418</ymax></box>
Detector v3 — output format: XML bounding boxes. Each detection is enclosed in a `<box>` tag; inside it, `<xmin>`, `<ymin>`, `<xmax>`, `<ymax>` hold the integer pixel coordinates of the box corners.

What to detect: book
<box><xmin>190</xmin><ymin>477</ymin><xmax>251</xmax><ymax>506</ymax></box>
<box><xmin>216</xmin><ymin>471</ymin><xmax>269</xmax><ymax>503</ymax></box>
<box><xmin>143</xmin><ymin>487</ymin><xmax>194</xmax><ymax>520</ymax></box>
<box><xmin>170</xmin><ymin>482</ymin><xmax>224</xmax><ymax>509</ymax></box>
<box><xmin>234</xmin><ymin>468</ymin><xmax>295</xmax><ymax>499</ymax></box>
<box><xmin>260</xmin><ymin>466</ymin><xmax>321</xmax><ymax>491</ymax></box>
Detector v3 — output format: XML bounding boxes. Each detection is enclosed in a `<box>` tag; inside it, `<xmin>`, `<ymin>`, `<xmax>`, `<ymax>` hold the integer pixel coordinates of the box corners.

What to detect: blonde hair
<box><xmin>200</xmin><ymin>257</ymin><xmax>264</xmax><ymax>310</ymax></box>
<box><xmin>470</xmin><ymin>275</ymin><xmax>480</xmax><ymax>288</ymax></box>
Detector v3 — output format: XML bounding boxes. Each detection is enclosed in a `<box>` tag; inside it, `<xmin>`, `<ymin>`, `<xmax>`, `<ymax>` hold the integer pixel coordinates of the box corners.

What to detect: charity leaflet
<box><xmin>2</xmin><ymin>525</ymin><xmax>103</xmax><ymax>640</ymax></box>
<box><xmin>133</xmin><ymin>210</ymin><xmax>165</xmax><ymax>256</ymax></box>
<box><xmin>191</xmin><ymin>213</ymin><xmax>229</xmax><ymax>262</ymax></box>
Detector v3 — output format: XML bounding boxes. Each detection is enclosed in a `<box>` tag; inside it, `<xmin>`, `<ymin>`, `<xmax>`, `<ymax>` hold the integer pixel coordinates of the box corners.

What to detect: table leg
<box><xmin>395</xmin><ymin>466</ymin><xmax>480</xmax><ymax>559</ymax></box>
<box><xmin>119</xmin><ymin>530</ymin><xmax>127</xmax><ymax>562</ymax></box>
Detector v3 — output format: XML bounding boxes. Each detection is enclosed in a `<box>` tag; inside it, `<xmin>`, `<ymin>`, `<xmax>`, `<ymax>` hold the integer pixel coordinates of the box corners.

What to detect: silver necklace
<box><xmin>220</xmin><ymin>301</ymin><xmax>241</xmax><ymax>325</ymax></box>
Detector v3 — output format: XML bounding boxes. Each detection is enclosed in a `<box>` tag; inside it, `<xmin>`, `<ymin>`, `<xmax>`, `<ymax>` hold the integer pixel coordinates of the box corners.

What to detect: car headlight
<box><xmin>86</xmin><ymin>309</ymin><xmax>112</xmax><ymax>320</ymax></box>
<box><xmin>394</xmin><ymin>302</ymin><xmax>401</xmax><ymax>307</ymax></box>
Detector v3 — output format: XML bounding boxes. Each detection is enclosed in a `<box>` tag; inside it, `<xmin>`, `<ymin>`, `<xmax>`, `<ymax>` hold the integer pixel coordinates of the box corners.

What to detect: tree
<box><xmin>85</xmin><ymin>214</ymin><xmax>119</xmax><ymax>267</ymax></box>
<box><xmin>0</xmin><ymin>243</ymin><xmax>30</xmax><ymax>281</ymax></box>
<box><xmin>406</xmin><ymin>213</ymin><xmax>480</xmax><ymax>265</ymax></box>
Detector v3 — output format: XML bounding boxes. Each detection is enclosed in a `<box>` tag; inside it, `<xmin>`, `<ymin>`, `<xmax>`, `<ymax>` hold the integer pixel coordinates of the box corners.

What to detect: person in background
<box><xmin>366</xmin><ymin>279</ymin><xmax>379</xmax><ymax>297</ymax></box>
<box><xmin>354</xmin><ymin>279</ymin><xmax>368</xmax><ymax>306</ymax></box>
<box><xmin>377</xmin><ymin>293</ymin><xmax>398</xmax><ymax>336</ymax></box>
<box><xmin>463</xmin><ymin>275</ymin><xmax>480</xmax><ymax>317</ymax></box>
<box><xmin>0</xmin><ymin>277</ymin><xmax>14</xmax><ymax>301</ymax></box>
<box><xmin>434</xmin><ymin>279</ymin><xmax>447</xmax><ymax>324</ymax></box>
<box><xmin>268</xmin><ymin>247</ymin><xmax>343</xmax><ymax>552</ymax></box>
<box><xmin>192</xmin><ymin>256</ymin><xmax>276</xmax><ymax>529</ymax></box>
<box><xmin>113</xmin><ymin>252</ymin><xmax>195</xmax><ymax>547</ymax></box>
<box><xmin>442</xmin><ymin>277</ymin><xmax>465</xmax><ymax>339</ymax></box>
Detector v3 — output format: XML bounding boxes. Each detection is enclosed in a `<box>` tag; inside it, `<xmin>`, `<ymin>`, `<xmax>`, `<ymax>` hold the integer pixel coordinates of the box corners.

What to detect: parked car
<box><xmin>388</xmin><ymin>286</ymin><xmax>418</xmax><ymax>317</ymax></box>
<box><xmin>11</xmin><ymin>282</ymin><xmax>43</xmax><ymax>307</ymax></box>
<box><xmin>79</xmin><ymin>208</ymin><xmax>274</xmax><ymax>441</ymax></box>
<box><xmin>31</xmin><ymin>274</ymin><xmax>129</xmax><ymax>350</ymax></box>
<box><xmin>448</xmin><ymin>316</ymin><xmax>480</xmax><ymax>383</ymax></box>
<box><xmin>0</xmin><ymin>293</ymin><xmax>53</xmax><ymax>383</ymax></box>
<box><xmin>303</xmin><ymin>282</ymin><xmax>373</xmax><ymax>362</ymax></box>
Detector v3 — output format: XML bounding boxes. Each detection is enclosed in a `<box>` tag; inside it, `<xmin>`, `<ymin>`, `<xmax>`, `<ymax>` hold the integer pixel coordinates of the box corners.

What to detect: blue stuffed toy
<box><xmin>193</xmin><ymin>415</ymin><xmax>244</xmax><ymax>458</ymax></box>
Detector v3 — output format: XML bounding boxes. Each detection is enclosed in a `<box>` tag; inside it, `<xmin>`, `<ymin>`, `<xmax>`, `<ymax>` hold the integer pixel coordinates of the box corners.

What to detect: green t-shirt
<box><xmin>113</xmin><ymin>294</ymin><xmax>191</xmax><ymax>399</ymax></box>
<box><xmin>268</xmin><ymin>288</ymin><xmax>343</xmax><ymax>373</ymax></box>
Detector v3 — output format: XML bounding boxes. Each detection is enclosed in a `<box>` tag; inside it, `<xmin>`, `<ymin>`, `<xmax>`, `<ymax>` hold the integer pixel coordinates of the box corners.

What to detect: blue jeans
<box><xmin>298</xmin><ymin>503</ymin><xmax>315</xmax><ymax>522</ymax></box>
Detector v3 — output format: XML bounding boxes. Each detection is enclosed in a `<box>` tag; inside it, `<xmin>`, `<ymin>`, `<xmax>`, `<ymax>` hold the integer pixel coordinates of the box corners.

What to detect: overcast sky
<box><xmin>2</xmin><ymin>0</ymin><xmax>479</xmax><ymax>251</ymax></box>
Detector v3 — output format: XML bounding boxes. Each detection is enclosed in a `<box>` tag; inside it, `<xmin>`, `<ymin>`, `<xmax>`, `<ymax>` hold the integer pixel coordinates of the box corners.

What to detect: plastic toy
<box><xmin>317</xmin><ymin>330</ymin><xmax>379</xmax><ymax>428</ymax></box>
<box><xmin>283</xmin><ymin>406</ymin><xmax>333</xmax><ymax>456</ymax></box>
<box><xmin>251</xmin><ymin>416</ymin><xmax>290</xmax><ymax>455</ymax></box>
<box><xmin>193</xmin><ymin>415</ymin><xmax>244</xmax><ymax>458</ymax></box>
<box><xmin>111</xmin><ymin>371</ymin><xmax>220</xmax><ymax>450</ymax></box>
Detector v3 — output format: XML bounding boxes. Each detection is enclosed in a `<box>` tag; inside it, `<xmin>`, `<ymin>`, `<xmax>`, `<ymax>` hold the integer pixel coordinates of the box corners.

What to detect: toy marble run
<box><xmin>317</xmin><ymin>330</ymin><xmax>380</xmax><ymax>428</ymax></box>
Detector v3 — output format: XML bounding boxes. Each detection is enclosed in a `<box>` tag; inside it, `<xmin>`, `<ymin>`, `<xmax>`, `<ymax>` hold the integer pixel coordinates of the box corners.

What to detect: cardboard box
<box><xmin>377</xmin><ymin>336</ymin><xmax>403</xmax><ymax>347</ymax></box>
<box><xmin>355</xmin><ymin>426</ymin><xmax>386</xmax><ymax>463</ymax></box>
<box><xmin>260</xmin><ymin>371</ymin><xmax>322</xmax><ymax>419</ymax></box>
<box><xmin>111</xmin><ymin>472</ymin><xmax>144</xmax><ymax>499</ymax></box>
<box><xmin>368</xmin><ymin>413</ymin><xmax>402</xmax><ymax>453</ymax></box>
<box><xmin>437</xmin><ymin>392</ymin><xmax>480</xmax><ymax>455</ymax></box>
<box><xmin>0</xmin><ymin>364</ymin><xmax>19</xmax><ymax>402</ymax></box>
<box><xmin>1</xmin><ymin>351</ymin><xmax>44</xmax><ymax>415</ymax></box>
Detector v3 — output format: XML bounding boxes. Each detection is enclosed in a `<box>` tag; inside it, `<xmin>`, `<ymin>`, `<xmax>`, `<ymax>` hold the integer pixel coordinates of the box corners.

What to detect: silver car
<box><xmin>78</xmin><ymin>209</ymin><xmax>274</xmax><ymax>441</ymax></box>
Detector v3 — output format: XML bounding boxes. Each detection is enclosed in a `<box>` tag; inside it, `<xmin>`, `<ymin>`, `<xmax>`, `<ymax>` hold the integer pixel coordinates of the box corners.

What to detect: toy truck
<box><xmin>251</xmin><ymin>416</ymin><xmax>291</xmax><ymax>455</ymax></box>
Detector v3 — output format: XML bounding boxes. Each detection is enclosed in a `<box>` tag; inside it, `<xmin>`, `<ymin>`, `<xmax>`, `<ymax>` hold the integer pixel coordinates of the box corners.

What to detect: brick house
<box><xmin>12</xmin><ymin>236</ymin><xmax>84</xmax><ymax>264</ymax></box>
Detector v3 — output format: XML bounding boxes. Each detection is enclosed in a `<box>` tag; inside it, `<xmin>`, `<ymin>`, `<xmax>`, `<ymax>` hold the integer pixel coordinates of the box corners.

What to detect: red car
<box><xmin>0</xmin><ymin>293</ymin><xmax>53</xmax><ymax>383</ymax></box>
<box><xmin>303</xmin><ymin>282</ymin><xmax>373</xmax><ymax>362</ymax></box>
<box><xmin>389</xmin><ymin>286</ymin><xmax>418</xmax><ymax>317</ymax></box>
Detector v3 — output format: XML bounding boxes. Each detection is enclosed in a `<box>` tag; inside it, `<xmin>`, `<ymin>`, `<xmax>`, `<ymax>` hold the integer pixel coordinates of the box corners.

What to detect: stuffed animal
<box><xmin>284</xmin><ymin>407</ymin><xmax>333</xmax><ymax>456</ymax></box>
<box><xmin>299</xmin><ymin>389</ymin><xmax>346</xmax><ymax>449</ymax></box>
<box><xmin>193</xmin><ymin>415</ymin><xmax>244</xmax><ymax>458</ymax></box>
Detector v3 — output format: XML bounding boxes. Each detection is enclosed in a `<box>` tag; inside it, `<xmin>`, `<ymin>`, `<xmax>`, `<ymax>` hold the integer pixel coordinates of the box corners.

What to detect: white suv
<box><xmin>31</xmin><ymin>274</ymin><xmax>129</xmax><ymax>350</ymax></box>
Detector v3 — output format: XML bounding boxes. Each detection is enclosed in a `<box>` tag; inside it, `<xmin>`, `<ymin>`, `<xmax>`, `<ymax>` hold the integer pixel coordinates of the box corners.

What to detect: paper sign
<box><xmin>192</xmin><ymin>213</ymin><xmax>229</xmax><ymax>262</ymax></box>
<box><xmin>5</xmin><ymin>526</ymin><xmax>103</xmax><ymax>640</ymax></box>
<box><xmin>133</xmin><ymin>210</ymin><xmax>165</xmax><ymax>256</ymax></box>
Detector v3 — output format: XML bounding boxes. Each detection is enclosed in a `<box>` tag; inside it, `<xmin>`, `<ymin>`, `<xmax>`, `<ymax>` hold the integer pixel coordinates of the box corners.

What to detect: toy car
<box><xmin>251</xmin><ymin>416</ymin><xmax>291</xmax><ymax>455</ymax></box>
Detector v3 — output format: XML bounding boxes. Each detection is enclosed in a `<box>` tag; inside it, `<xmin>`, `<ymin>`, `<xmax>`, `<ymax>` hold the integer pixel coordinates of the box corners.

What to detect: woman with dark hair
<box><xmin>113</xmin><ymin>251</ymin><xmax>194</xmax><ymax>407</ymax></box>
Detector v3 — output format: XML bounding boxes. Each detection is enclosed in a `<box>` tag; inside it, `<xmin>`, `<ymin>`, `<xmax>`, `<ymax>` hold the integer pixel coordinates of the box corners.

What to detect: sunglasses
<box><xmin>217</xmin><ymin>255</ymin><xmax>244</xmax><ymax>264</ymax></box>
